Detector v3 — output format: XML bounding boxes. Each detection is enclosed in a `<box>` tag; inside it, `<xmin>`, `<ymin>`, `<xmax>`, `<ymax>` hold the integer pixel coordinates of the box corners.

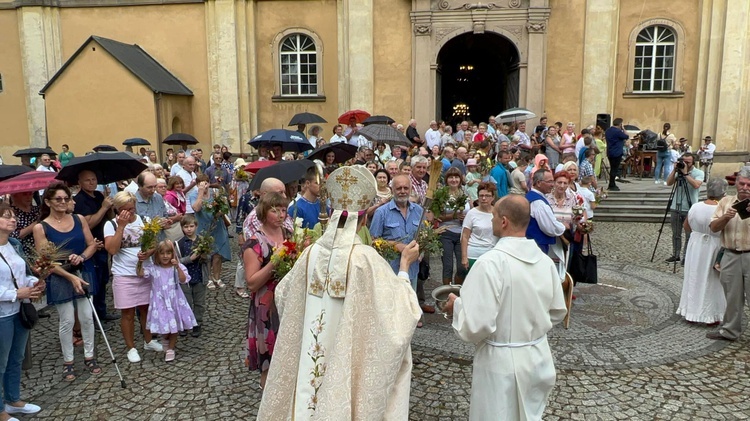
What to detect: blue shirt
<box><xmin>489</xmin><ymin>163</ymin><xmax>510</xmax><ymax>198</ymax></box>
<box><xmin>135</xmin><ymin>190</ymin><xmax>167</xmax><ymax>221</ymax></box>
<box><xmin>605</xmin><ymin>126</ymin><xmax>629</xmax><ymax>158</ymax></box>
<box><xmin>370</xmin><ymin>200</ymin><xmax>423</xmax><ymax>280</ymax></box>
<box><xmin>288</xmin><ymin>197</ymin><xmax>320</xmax><ymax>229</ymax></box>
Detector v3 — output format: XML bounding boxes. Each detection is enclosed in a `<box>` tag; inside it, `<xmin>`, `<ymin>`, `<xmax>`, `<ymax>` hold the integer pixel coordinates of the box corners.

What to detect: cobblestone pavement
<box><xmin>17</xmin><ymin>221</ymin><xmax>750</xmax><ymax>420</ymax></box>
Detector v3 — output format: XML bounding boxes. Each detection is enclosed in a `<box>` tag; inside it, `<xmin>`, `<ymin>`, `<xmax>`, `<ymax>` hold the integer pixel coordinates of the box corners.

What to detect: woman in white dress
<box><xmin>676</xmin><ymin>178</ymin><xmax>727</xmax><ymax>324</ymax></box>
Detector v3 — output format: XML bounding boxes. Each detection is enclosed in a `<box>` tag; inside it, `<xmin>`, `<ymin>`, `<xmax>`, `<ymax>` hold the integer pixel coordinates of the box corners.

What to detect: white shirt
<box><xmin>462</xmin><ymin>208</ymin><xmax>499</xmax><ymax>259</ymax></box>
<box><xmin>515</xmin><ymin>130</ymin><xmax>531</xmax><ymax>149</ymax></box>
<box><xmin>177</xmin><ymin>169</ymin><xmax>197</xmax><ymax>213</ymax></box>
<box><xmin>36</xmin><ymin>164</ymin><xmax>56</xmax><ymax>195</ymax></box>
<box><xmin>330</xmin><ymin>134</ymin><xmax>347</xmax><ymax>144</ymax></box>
<box><xmin>529</xmin><ymin>188</ymin><xmax>565</xmax><ymax>237</ymax></box>
<box><xmin>170</xmin><ymin>162</ymin><xmax>183</xmax><ymax>177</ymax></box>
<box><xmin>577</xmin><ymin>184</ymin><xmax>595</xmax><ymax>219</ymax></box>
<box><xmin>104</xmin><ymin>216</ymin><xmax>145</xmax><ymax>277</ymax></box>
<box><xmin>0</xmin><ymin>243</ymin><xmax>39</xmax><ymax>318</ymax></box>
<box><xmin>124</xmin><ymin>181</ymin><xmax>139</xmax><ymax>194</ymax></box>
<box><xmin>349</xmin><ymin>135</ymin><xmax>371</xmax><ymax>149</ymax></box>
<box><xmin>424</xmin><ymin>128</ymin><xmax>442</xmax><ymax>149</ymax></box>
<box><xmin>698</xmin><ymin>143</ymin><xmax>716</xmax><ymax>160</ymax></box>
<box><xmin>575</xmin><ymin>138</ymin><xmax>586</xmax><ymax>157</ymax></box>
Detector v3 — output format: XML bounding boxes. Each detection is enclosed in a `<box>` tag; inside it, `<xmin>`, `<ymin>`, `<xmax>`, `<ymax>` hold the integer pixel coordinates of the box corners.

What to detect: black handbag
<box><xmin>569</xmin><ymin>235</ymin><xmax>598</xmax><ymax>284</ymax></box>
<box><xmin>0</xmin><ymin>251</ymin><xmax>39</xmax><ymax>329</ymax></box>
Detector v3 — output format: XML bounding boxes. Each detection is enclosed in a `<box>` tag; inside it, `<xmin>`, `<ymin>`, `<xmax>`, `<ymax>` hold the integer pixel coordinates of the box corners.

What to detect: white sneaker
<box><xmin>5</xmin><ymin>402</ymin><xmax>42</xmax><ymax>415</ymax></box>
<box><xmin>127</xmin><ymin>348</ymin><xmax>141</xmax><ymax>363</ymax></box>
<box><xmin>144</xmin><ymin>340</ymin><xmax>164</xmax><ymax>352</ymax></box>
<box><xmin>655</xmin><ymin>179</ymin><xmax>660</xmax><ymax>184</ymax></box>
<box><xmin>663</xmin><ymin>181</ymin><xmax>668</xmax><ymax>186</ymax></box>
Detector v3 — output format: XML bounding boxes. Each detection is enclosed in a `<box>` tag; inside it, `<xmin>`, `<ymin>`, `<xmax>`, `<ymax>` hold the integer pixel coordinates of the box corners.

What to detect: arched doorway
<box><xmin>437</xmin><ymin>32</ymin><xmax>520</xmax><ymax>127</ymax></box>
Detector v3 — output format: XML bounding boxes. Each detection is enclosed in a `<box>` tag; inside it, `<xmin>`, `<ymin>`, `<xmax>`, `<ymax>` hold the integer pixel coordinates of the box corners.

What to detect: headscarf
<box><xmin>530</xmin><ymin>153</ymin><xmax>551</xmax><ymax>177</ymax></box>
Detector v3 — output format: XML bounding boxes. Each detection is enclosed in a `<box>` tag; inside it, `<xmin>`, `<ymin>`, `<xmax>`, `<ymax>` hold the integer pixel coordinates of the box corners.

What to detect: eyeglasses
<box><xmin>478</xmin><ymin>194</ymin><xmax>493</xmax><ymax>198</ymax></box>
<box><xmin>51</xmin><ymin>197</ymin><xmax>71</xmax><ymax>203</ymax></box>
<box><xmin>0</xmin><ymin>214</ymin><xmax>16</xmax><ymax>220</ymax></box>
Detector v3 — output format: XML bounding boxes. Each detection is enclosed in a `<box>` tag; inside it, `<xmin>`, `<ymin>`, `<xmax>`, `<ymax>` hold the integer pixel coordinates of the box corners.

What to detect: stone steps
<box><xmin>594</xmin><ymin>180</ymin><xmax>705</xmax><ymax>223</ymax></box>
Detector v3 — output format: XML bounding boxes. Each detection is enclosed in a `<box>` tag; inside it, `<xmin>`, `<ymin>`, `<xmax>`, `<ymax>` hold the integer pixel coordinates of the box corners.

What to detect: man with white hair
<box><xmin>425</xmin><ymin>120</ymin><xmax>442</xmax><ymax>149</ymax></box>
<box><xmin>450</xmin><ymin>147</ymin><xmax>468</xmax><ymax>175</ymax></box>
<box><xmin>177</xmin><ymin>156</ymin><xmax>198</xmax><ymax>213</ymax></box>
<box><xmin>454</xmin><ymin>120</ymin><xmax>469</xmax><ymax>143</ymax></box>
<box><xmin>707</xmin><ymin>166</ymin><xmax>750</xmax><ymax>341</ymax></box>
<box><xmin>406</xmin><ymin>119</ymin><xmax>424</xmax><ymax>147</ymax></box>
<box><xmin>36</xmin><ymin>153</ymin><xmax>56</xmax><ymax>195</ymax></box>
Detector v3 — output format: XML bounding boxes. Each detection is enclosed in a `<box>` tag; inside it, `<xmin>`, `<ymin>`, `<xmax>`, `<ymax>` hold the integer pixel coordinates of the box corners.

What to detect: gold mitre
<box><xmin>326</xmin><ymin>165</ymin><xmax>377</xmax><ymax>212</ymax></box>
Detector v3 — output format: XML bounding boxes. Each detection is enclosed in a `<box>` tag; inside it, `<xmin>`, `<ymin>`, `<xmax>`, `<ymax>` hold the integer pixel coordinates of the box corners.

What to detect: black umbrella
<box><xmin>0</xmin><ymin>165</ymin><xmax>33</xmax><ymax>182</ymax></box>
<box><xmin>358</xmin><ymin>124</ymin><xmax>411</xmax><ymax>147</ymax></box>
<box><xmin>13</xmin><ymin>147</ymin><xmax>56</xmax><ymax>158</ymax></box>
<box><xmin>288</xmin><ymin>112</ymin><xmax>327</xmax><ymax>126</ymax></box>
<box><xmin>123</xmin><ymin>138</ymin><xmax>151</xmax><ymax>147</ymax></box>
<box><xmin>248</xmin><ymin>129</ymin><xmax>314</xmax><ymax>154</ymax></box>
<box><xmin>55</xmin><ymin>152</ymin><xmax>148</xmax><ymax>185</ymax></box>
<box><xmin>363</xmin><ymin>115</ymin><xmax>395</xmax><ymax>126</ymax></box>
<box><xmin>163</xmin><ymin>133</ymin><xmax>199</xmax><ymax>146</ymax></box>
<box><xmin>248</xmin><ymin>159</ymin><xmax>315</xmax><ymax>191</ymax></box>
<box><xmin>306</xmin><ymin>143</ymin><xmax>357</xmax><ymax>164</ymax></box>
<box><xmin>93</xmin><ymin>145</ymin><xmax>118</xmax><ymax>152</ymax></box>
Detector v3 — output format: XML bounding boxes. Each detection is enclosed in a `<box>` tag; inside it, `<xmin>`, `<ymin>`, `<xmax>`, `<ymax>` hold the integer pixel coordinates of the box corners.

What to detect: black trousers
<box><xmin>607</xmin><ymin>155</ymin><xmax>622</xmax><ymax>188</ymax></box>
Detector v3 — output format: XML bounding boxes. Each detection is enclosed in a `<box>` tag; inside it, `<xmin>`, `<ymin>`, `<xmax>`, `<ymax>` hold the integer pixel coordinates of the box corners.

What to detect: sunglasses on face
<box><xmin>51</xmin><ymin>197</ymin><xmax>71</xmax><ymax>203</ymax></box>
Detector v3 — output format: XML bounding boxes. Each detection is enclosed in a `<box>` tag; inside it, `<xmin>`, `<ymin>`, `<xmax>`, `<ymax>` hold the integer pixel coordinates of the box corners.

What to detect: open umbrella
<box><xmin>306</xmin><ymin>143</ymin><xmax>357</xmax><ymax>164</ymax></box>
<box><xmin>93</xmin><ymin>145</ymin><xmax>118</xmax><ymax>152</ymax></box>
<box><xmin>163</xmin><ymin>133</ymin><xmax>199</xmax><ymax>146</ymax></box>
<box><xmin>0</xmin><ymin>165</ymin><xmax>33</xmax><ymax>182</ymax></box>
<box><xmin>495</xmin><ymin>107</ymin><xmax>536</xmax><ymax>123</ymax></box>
<box><xmin>13</xmin><ymin>147</ymin><xmax>57</xmax><ymax>158</ymax></box>
<box><xmin>55</xmin><ymin>152</ymin><xmax>148</xmax><ymax>185</ymax></box>
<box><xmin>363</xmin><ymin>115</ymin><xmax>395</xmax><ymax>126</ymax></box>
<box><xmin>123</xmin><ymin>138</ymin><xmax>151</xmax><ymax>147</ymax></box>
<box><xmin>244</xmin><ymin>160</ymin><xmax>277</xmax><ymax>174</ymax></box>
<box><xmin>248</xmin><ymin>159</ymin><xmax>315</xmax><ymax>191</ymax></box>
<box><xmin>358</xmin><ymin>124</ymin><xmax>411</xmax><ymax>147</ymax></box>
<box><xmin>0</xmin><ymin>171</ymin><xmax>59</xmax><ymax>195</ymax></box>
<box><xmin>288</xmin><ymin>112</ymin><xmax>327</xmax><ymax>126</ymax></box>
<box><xmin>248</xmin><ymin>129</ymin><xmax>314</xmax><ymax>154</ymax></box>
<box><xmin>338</xmin><ymin>109</ymin><xmax>371</xmax><ymax>124</ymax></box>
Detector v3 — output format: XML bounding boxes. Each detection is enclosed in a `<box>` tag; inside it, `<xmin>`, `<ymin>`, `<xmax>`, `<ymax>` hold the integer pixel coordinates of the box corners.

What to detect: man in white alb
<box><xmin>424</xmin><ymin>120</ymin><xmax>442</xmax><ymax>149</ymax></box>
<box><xmin>697</xmin><ymin>135</ymin><xmax>716</xmax><ymax>181</ymax></box>
<box><xmin>443</xmin><ymin>194</ymin><xmax>567</xmax><ymax>421</ymax></box>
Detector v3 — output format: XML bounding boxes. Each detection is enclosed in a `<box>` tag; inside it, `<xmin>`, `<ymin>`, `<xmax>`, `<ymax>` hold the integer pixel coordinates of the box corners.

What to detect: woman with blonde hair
<box><xmin>560</xmin><ymin>122</ymin><xmax>577</xmax><ymax>155</ymax></box>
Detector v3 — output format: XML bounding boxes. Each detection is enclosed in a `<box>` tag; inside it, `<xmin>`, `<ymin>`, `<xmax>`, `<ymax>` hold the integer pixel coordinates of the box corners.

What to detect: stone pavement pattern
<box><xmin>18</xmin><ymin>221</ymin><xmax>750</xmax><ymax>420</ymax></box>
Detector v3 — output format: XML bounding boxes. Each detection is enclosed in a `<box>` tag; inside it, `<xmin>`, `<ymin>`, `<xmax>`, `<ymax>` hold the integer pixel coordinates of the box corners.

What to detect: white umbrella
<box><xmin>495</xmin><ymin>107</ymin><xmax>537</xmax><ymax>123</ymax></box>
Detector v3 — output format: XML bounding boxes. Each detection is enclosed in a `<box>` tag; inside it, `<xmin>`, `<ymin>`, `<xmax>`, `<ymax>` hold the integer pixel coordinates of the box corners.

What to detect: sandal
<box><xmin>84</xmin><ymin>358</ymin><xmax>102</xmax><ymax>374</ymax></box>
<box><xmin>236</xmin><ymin>289</ymin><xmax>249</xmax><ymax>298</ymax></box>
<box><xmin>62</xmin><ymin>363</ymin><xmax>76</xmax><ymax>382</ymax></box>
<box><xmin>207</xmin><ymin>280</ymin><xmax>216</xmax><ymax>289</ymax></box>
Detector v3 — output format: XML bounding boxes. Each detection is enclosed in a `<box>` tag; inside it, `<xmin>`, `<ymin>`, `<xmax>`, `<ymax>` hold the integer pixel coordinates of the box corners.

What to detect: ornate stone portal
<box><xmin>410</xmin><ymin>0</ymin><xmax>549</xmax><ymax>125</ymax></box>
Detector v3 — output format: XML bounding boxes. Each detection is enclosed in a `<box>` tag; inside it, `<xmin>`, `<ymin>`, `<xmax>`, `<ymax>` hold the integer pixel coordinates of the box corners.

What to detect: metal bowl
<box><xmin>431</xmin><ymin>284</ymin><xmax>461</xmax><ymax>312</ymax></box>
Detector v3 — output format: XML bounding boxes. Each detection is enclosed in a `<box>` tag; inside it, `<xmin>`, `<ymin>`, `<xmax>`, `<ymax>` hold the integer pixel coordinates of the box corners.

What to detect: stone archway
<box><xmin>410</xmin><ymin>0</ymin><xmax>549</xmax><ymax>128</ymax></box>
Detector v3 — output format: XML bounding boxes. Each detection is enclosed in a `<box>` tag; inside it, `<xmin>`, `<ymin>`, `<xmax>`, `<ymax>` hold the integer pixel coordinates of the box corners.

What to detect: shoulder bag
<box><xmin>569</xmin><ymin>234</ymin><xmax>598</xmax><ymax>284</ymax></box>
<box><xmin>0</xmin><ymin>252</ymin><xmax>39</xmax><ymax>329</ymax></box>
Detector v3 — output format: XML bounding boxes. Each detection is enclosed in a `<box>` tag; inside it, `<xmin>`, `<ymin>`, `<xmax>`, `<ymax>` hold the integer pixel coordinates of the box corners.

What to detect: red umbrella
<box><xmin>337</xmin><ymin>109</ymin><xmax>371</xmax><ymax>124</ymax></box>
<box><xmin>245</xmin><ymin>160</ymin><xmax>277</xmax><ymax>174</ymax></box>
<box><xmin>0</xmin><ymin>171</ymin><xmax>59</xmax><ymax>195</ymax></box>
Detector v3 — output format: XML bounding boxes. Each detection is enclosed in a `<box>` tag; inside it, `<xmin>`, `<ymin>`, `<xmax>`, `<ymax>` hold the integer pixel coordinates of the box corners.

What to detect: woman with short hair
<box><xmin>438</xmin><ymin>168</ymin><xmax>471</xmax><ymax>285</ymax></box>
<box><xmin>460</xmin><ymin>182</ymin><xmax>498</xmax><ymax>271</ymax></box>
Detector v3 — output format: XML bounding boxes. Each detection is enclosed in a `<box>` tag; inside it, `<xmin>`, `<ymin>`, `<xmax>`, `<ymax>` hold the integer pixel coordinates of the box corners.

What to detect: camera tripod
<box><xmin>650</xmin><ymin>169</ymin><xmax>693</xmax><ymax>273</ymax></box>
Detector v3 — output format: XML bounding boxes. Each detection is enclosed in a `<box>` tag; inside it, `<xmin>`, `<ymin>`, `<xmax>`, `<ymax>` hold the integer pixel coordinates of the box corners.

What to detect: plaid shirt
<box><xmin>579</xmin><ymin>159</ymin><xmax>595</xmax><ymax>180</ymax></box>
<box><xmin>410</xmin><ymin>174</ymin><xmax>428</xmax><ymax>205</ymax></box>
<box><xmin>242</xmin><ymin>208</ymin><xmax>294</xmax><ymax>240</ymax></box>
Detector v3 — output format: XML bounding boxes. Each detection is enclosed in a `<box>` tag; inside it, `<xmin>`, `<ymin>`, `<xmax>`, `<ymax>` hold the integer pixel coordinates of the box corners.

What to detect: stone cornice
<box><xmin>0</xmin><ymin>0</ymin><xmax>202</xmax><ymax>10</ymax></box>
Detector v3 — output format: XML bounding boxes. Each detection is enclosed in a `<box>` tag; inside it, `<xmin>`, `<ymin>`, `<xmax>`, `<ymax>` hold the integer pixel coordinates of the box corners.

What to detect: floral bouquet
<box><xmin>430</xmin><ymin>186</ymin><xmax>468</xmax><ymax>216</ymax></box>
<box><xmin>416</xmin><ymin>220</ymin><xmax>445</xmax><ymax>256</ymax></box>
<box><xmin>571</xmin><ymin>194</ymin><xmax>585</xmax><ymax>217</ymax></box>
<box><xmin>191</xmin><ymin>231</ymin><xmax>215</xmax><ymax>261</ymax></box>
<box><xmin>292</xmin><ymin>218</ymin><xmax>322</xmax><ymax>251</ymax></box>
<box><xmin>594</xmin><ymin>188</ymin><xmax>608</xmax><ymax>204</ymax></box>
<box><xmin>270</xmin><ymin>240</ymin><xmax>299</xmax><ymax>279</ymax></box>
<box><xmin>205</xmin><ymin>189</ymin><xmax>231</xmax><ymax>218</ymax></box>
<box><xmin>578</xmin><ymin>220</ymin><xmax>595</xmax><ymax>234</ymax></box>
<box><xmin>372</xmin><ymin>238</ymin><xmax>399</xmax><ymax>261</ymax></box>
<box><xmin>25</xmin><ymin>240</ymin><xmax>69</xmax><ymax>279</ymax></box>
<box><xmin>137</xmin><ymin>217</ymin><xmax>163</xmax><ymax>274</ymax></box>
<box><xmin>234</xmin><ymin>167</ymin><xmax>250</xmax><ymax>182</ymax></box>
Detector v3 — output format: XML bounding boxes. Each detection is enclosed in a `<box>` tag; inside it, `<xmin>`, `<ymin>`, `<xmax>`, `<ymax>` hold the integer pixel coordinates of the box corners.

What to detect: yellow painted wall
<box><xmin>544</xmin><ymin>0</ymin><xmax>586</xmax><ymax>126</ymax></box>
<box><xmin>373</xmin><ymin>0</ymin><xmax>412</xmax><ymax>124</ymax></box>
<box><xmin>44</xmin><ymin>43</ymin><xmax>156</xmax><ymax>153</ymax></box>
<box><xmin>0</xmin><ymin>10</ymin><xmax>31</xmax><ymax>164</ymax></box>
<box><xmin>57</xmin><ymin>4</ymin><xmax>209</xmax><ymax>146</ymax></box>
<box><xmin>612</xmin><ymin>0</ymin><xmax>700</xmax><ymax>139</ymax></box>
<box><xmin>254</xmin><ymin>0</ymin><xmax>339</xmax><ymax>135</ymax></box>
<box><xmin>156</xmin><ymin>94</ymin><xmax>193</xmax><ymax>160</ymax></box>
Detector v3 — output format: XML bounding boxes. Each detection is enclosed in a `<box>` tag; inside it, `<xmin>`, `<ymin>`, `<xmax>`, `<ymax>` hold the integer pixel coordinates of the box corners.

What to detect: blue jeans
<box><xmin>654</xmin><ymin>152</ymin><xmax>670</xmax><ymax>181</ymax></box>
<box><xmin>0</xmin><ymin>313</ymin><xmax>30</xmax><ymax>405</ymax></box>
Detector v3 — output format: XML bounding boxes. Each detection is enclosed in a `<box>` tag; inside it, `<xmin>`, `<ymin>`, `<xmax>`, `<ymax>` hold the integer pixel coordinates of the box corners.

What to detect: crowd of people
<box><xmin>0</xmin><ymin>112</ymin><xmax>741</xmax><ymax>421</ymax></box>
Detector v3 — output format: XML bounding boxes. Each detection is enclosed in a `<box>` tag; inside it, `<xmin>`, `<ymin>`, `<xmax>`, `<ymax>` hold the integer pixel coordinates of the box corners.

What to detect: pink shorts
<box><xmin>112</xmin><ymin>275</ymin><xmax>152</xmax><ymax>310</ymax></box>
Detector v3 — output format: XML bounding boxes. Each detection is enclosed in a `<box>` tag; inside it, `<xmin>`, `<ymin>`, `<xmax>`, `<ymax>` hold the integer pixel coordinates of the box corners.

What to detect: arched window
<box><xmin>279</xmin><ymin>34</ymin><xmax>318</xmax><ymax>96</ymax></box>
<box><xmin>632</xmin><ymin>25</ymin><xmax>676</xmax><ymax>93</ymax></box>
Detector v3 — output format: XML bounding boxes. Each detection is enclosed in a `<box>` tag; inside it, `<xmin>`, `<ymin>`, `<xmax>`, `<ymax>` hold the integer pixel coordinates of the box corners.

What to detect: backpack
<box><xmin>656</xmin><ymin>137</ymin><xmax>668</xmax><ymax>152</ymax></box>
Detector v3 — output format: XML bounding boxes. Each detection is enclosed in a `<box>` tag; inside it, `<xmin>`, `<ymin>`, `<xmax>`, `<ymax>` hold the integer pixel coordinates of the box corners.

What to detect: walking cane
<box><xmin>84</xmin><ymin>290</ymin><xmax>127</xmax><ymax>388</ymax></box>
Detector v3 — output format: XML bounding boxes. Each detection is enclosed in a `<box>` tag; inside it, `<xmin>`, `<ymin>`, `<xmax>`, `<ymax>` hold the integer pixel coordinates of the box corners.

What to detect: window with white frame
<box><xmin>633</xmin><ymin>25</ymin><xmax>676</xmax><ymax>93</ymax></box>
<box><xmin>280</xmin><ymin>34</ymin><xmax>318</xmax><ymax>96</ymax></box>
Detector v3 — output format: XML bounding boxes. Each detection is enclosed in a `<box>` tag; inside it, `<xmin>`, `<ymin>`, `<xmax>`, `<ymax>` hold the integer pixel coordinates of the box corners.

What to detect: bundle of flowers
<box><xmin>292</xmin><ymin>218</ymin><xmax>322</xmax><ymax>251</ymax></box>
<box><xmin>270</xmin><ymin>240</ymin><xmax>298</xmax><ymax>279</ymax></box>
<box><xmin>429</xmin><ymin>186</ymin><xmax>469</xmax><ymax>216</ymax></box>
<box><xmin>578</xmin><ymin>220</ymin><xmax>595</xmax><ymax>234</ymax></box>
<box><xmin>204</xmin><ymin>189</ymin><xmax>231</xmax><ymax>218</ymax></box>
<box><xmin>416</xmin><ymin>220</ymin><xmax>445</xmax><ymax>256</ymax></box>
<box><xmin>137</xmin><ymin>217</ymin><xmax>163</xmax><ymax>274</ymax></box>
<box><xmin>372</xmin><ymin>238</ymin><xmax>399</xmax><ymax>261</ymax></box>
<box><xmin>572</xmin><ymin>194</ymin><xmax>585</xmax><ymax>217</ymax></box>
<box><xmin>25</xmin><ymin>240</ymin><xmax>69</xmax><ymax>278</ymax></box>
<box><xmin>234</xmin><ymin>167</ymin><xmax>250</xmax><ymax>182</ymax></box>
<box><xmin>191</xmin><ymin>232</ymin><xmax>215</xmax><ymax>260</ymax></box>
<box><xmin>594</xmin><ymin>188</ymin><xmax>608</xmax><ymax>204</ymax></box>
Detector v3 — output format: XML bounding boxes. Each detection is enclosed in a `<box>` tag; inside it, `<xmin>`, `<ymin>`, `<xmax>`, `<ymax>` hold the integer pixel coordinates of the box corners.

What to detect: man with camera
<box><xmin>665</xmin><ymin>153</ymin><xmax>704</xmax><ymax>263</ymax></box>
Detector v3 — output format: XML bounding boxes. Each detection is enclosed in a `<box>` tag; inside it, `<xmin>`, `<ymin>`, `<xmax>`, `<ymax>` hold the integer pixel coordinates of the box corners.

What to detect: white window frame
<box><xmin>271</xmin><ymin>29</ymin><xmax>325</xmax><ymax>101</ymax></box>
<box><xmin>625</xmin><ymin>19</ymin><xmax>685</xmax><ymax>97</ymax></box>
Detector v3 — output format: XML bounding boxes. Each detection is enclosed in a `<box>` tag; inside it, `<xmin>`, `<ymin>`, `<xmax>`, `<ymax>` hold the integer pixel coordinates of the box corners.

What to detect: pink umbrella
<box><xmin>0</xmin><ymin>171</ymin><xmax>59</xmax><ymax>195</ymax></box>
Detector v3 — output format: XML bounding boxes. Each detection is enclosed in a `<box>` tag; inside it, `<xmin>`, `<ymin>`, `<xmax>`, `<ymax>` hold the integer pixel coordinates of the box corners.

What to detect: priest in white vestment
<box><xmin>258</xmin><ymin>165</ymin><xmax>422</xmax><ymax>420</ymax></box>
<box><xmin>444</xmin><ymin>195</ymin><xmax>567</xmax><ymax>421</ymax></box>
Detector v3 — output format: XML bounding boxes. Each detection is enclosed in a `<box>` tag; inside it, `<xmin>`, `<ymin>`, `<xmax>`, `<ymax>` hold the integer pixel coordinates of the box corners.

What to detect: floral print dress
<box><xmin>243</xmin><ymin>229</ymin><xmax>289</xmax><ymax>372</ymax></box>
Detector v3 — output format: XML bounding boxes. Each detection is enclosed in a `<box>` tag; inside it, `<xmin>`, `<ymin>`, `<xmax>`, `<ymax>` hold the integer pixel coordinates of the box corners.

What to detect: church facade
<box><xmin>0</xmin><ymin>0</ymin><xmax>747</xmax><ymax>176</ymax></box>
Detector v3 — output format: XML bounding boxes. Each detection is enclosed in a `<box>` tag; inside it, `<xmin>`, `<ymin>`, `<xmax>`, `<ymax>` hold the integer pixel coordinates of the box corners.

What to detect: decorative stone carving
<box><xmin>435</xmin><ymin>26</ymin><xmax>461</xmax><ymax>43</ymax></box>
<box><xmin>508</xmin><ymin>0</ymin><xmax>522</xmax><ymax>8</ymax></box>
<box><xmin>436</xmin><ymin>1</ymin><xmax>504</xmax><ymax>10</ymax></box>
<box><xmin>414</xmin><ymin>24</ymin><xmax>432</xmax><ymax>36</ymax></box>
<box><xmin>473</xmin><ymin>20</ymin><xmax>486</xmax><ymax>34</ymax></box>
<box><xmin>526</xmin><ymin>20</ymin><xmax>547</xmax><ymax>34</ymax></box>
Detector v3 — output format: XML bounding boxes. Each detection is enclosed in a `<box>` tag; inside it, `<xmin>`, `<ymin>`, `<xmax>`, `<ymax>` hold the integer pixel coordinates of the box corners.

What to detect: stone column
<box><xmin>579</xmin><ymin>0</ymin><xmax>619</xmax><ymax>125</ymax></box>
<box><xmin>411</xmin><ymin>3</ymin><xmax>433</xmax><ymax>129</ymax></box>
<box><xmin>345</xmin><ymin>0</ymin><xmax>373</xmax><ymax>112</ymax></box>
<box><xmin>525</xmin><ymin>10</ymin><xmax>549</xmax><ymax>117</ymax></box>
<box><xmin>205</xmin><ymin>0</ymin><xmax>242</xmax><ymax>151</ymax></box>
<box><xmin>17</xmin><ymin>6</ymin><xmax>62</xmax><ymax>147</ymax></box>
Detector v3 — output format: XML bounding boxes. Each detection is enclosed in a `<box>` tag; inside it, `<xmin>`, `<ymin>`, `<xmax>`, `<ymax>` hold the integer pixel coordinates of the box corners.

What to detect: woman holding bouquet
<box><xmin>189</xmin><ymin>174</ymin><xmax>231</xmax><ymax>289</ymax></box>
<box><xmin>545</xmin><ymin>172</ymin><xmax>587</xmax><ymax>281</ymax></box>
<box><xmin>103</xmin><ymin>191</ymin><xmax>164</xmax><ymax>363</ymax></box>
<box><xmin>32</xmin><ymin>184</ymin><xmax>100</xmax><ymax>380</ymax></box>
<box><xmin>242</xmin><ymin>192</ymin><xmax>291</xmax><ymax>390</ymax></box>
<box><xmin>437</xmin><ymin>168</ymin><xmax>471</xmax><ymax>285</ymax></box>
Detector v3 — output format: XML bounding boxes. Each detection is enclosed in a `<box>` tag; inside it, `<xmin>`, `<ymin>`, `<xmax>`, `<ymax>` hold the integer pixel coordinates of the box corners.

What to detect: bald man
<box><xmin>444</xmin><ymin>195</ymin><xmax>566</xmax><ymax>420</ymax></box>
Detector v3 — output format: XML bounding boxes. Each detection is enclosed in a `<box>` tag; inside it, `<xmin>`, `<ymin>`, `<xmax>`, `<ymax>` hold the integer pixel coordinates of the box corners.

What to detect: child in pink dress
<box><xmin>144</xmin><ymin>240</ymin><xmax>197</xmax><ymax>362</ymax></box>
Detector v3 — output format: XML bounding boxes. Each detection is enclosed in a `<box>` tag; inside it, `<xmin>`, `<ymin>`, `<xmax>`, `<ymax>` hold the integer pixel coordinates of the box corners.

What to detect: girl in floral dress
<box><xmin>242</xmin><ymin>193</ymin><xmax>292</xmax><ymax>389</ymax></box>
<box><xmin>144</xmin><ymin>240</ymin><xmax>197</xmax><ymax>362</ymax></box>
